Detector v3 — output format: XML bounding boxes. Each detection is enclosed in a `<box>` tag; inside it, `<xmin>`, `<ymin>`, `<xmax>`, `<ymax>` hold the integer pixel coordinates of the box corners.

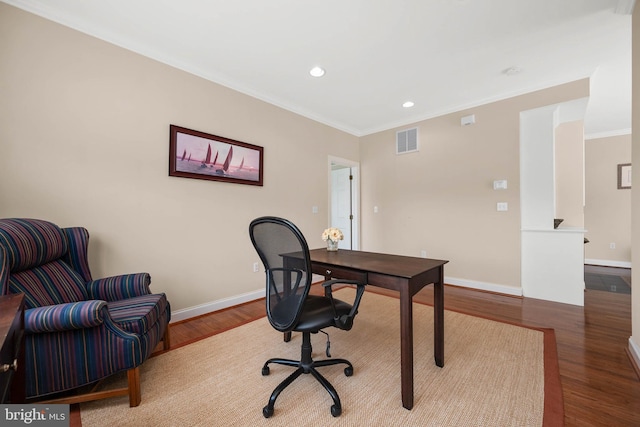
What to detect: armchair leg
<box><xmin>127</xmin><ymin>367</ymin><xmax>141</xmax><ymax>407</ymax></box>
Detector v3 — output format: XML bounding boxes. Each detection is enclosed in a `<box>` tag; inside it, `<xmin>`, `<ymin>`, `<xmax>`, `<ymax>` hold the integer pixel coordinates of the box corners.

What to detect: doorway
<box><xmin>328</xmin><ymin>156</ymin><xmax>360</xmax><ymax>250</ymax></box>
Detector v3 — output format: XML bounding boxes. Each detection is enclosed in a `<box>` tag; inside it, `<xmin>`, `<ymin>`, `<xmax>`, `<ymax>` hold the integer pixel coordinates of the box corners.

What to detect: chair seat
<box><xmin>295</xmin><ymin>295</ymin><xmax>352</xmax><ymax>332</ymax></box>
<box><xmin>108</xmin><ymin>293</ymin><xmax>169</xmax><ymax>335</ymax></box>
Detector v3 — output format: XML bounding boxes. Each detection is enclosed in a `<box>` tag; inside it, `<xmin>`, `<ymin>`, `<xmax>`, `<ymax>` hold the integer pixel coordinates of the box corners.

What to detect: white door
<box><xmin>331</xmin><ymin>166</ymin><xmax>352</xmax><ymax>249</ymax></box>
<box><xmin>329</xmin><ymin>157</ymin><xmax>359</xmax><ymax>250</ymax></box>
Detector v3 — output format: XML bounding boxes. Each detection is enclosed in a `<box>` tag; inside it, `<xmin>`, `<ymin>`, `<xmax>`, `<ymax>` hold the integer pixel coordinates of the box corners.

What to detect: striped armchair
<box><xmin>0</xmin><ymin>218</ymin><xmax>170</xmax><ymax>407</ymax></box>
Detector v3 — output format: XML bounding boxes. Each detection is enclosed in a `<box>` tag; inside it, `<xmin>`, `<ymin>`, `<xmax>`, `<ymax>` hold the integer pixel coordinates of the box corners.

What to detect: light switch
<box><xmin>374</xmin><ymin>206</ymin><xmax>379</xmax><ymax>213</ymax></box>
<box><xmin>497</xmin><ymin>202</ymin><xmax>508</xmax><ymax>211</ymax></box>
<box><xmin>312</xmin><ymin>206</ymin><xmax>319</xmax><ymax>214</ymax></box>
<box><xmin>493</xmin><ymin>180</ymin><xmax>508</xmax><ymax>190</ymax></box>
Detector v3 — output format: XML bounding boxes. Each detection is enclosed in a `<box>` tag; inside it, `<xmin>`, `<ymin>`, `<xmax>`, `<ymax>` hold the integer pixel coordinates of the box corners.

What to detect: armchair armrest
<box><xmin>322</xmin><ymin>279</ymin><xmax>366</xmax><ymax>330</ymax></box>
<box><xmin>87</xmin><ymin>273</ymin><xmax>151</xmax><ymax>302</ymax></box>
<box><xmin>25</xmin><ymin>301</ymin><xmax>107</xmax><ymax>334</ymax></box>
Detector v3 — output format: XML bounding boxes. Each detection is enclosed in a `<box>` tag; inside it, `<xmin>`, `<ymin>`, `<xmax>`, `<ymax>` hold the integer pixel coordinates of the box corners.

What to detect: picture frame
<box><xmin>169</xmin><ymin>125</ymin><xmax>263</xmax><ymax>186</ymax></box>
<box><xmin>617</xmin><ymin>163</ymin><xmax>631</xmax><ymax>190</ymax></box>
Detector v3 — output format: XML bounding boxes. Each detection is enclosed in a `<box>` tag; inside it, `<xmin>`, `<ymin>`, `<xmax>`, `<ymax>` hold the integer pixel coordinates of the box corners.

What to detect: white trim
<box><xmin>445</xmin><ymin>276</ymin><xmax>523</xmax><ymax>297</ymax></box>
<box><xmin>615</xmin><ymin>0</ymin><xmax>636</xmax><ymax>15</ymax></box>
<box><xmin>628</xmin><ymin>338</ymin><xmax>640</xmax><ymax>371</ymax></box>
<box><xmin>585</xmin><ymin>128</ymin><xmax>632</xmax><ymax>140</ymax></box>
<box><xmin>169</xmin><ymin>288</ymin><xmax>264</xmax><ymax>323</ymax></box>
<box><xmin>584</xmin><ymin>258</ymin><xmax>632</xmax><ymax>269</ymax></box>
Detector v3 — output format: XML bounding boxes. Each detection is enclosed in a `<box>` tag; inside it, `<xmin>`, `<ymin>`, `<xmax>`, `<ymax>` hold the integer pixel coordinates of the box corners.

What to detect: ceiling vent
<box><xmin>396</xmin><ymin>127</ymin><xmax>418</xmax><ymax>154</ymax></box>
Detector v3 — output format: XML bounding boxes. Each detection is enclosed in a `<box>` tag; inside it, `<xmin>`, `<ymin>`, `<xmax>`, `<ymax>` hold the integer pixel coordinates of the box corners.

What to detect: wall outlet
<box><xmin>253</xmin><ymin>262</ymin><xmax>260</xmax><ymax>272</ymax></box>
<box><xmin>420</xmin><ymin>250</ymin><xmax>427</xmax><ymax>258</ymax></box>
<box><xmin>497</xmin><ymin>202</ymin><xmax>508</xmax><ymax>211</ymax></box>
<box><xmin>610</xmin><ymin>243</ymin><xmax>616</xmax><ymax>249</ymax></box>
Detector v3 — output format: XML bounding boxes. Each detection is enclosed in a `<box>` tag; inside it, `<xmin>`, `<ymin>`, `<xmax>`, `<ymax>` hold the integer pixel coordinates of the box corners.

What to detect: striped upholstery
<box><xmin>87</xmin><ymin>273</ymin><xmax>151</xmax><ymax>302</ymax></box>
<box><xmin>25</xmin><ymin>301</ymin><xmax>106</xmax><ymax>333</ymax></box>
<box><xmin>62</xmin><ymin>227</ymin><xmax>92</xmax><ymax>282</ymax></box>
<box><xmin>109</xmin><ymin>293</ymin><xmax>168</xmax><ymax>335</ymax></box>
<box><xmin>9</xmin><ymin>260</ymin><xmax>88</xmax><ymax>309</ymax></box>
<box><xmin>0</xmin><ymin>218</ymin><xmax>171</xmax><ymax>399</ymax></box>
<box><xmin>0</xmin><ymin>218</ymin><xmax>68</xmax><ymax>272</ymax></box>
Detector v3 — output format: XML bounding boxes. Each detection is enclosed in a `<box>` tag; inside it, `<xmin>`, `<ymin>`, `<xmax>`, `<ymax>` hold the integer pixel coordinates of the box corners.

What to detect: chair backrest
<box><xmin>0</xmin><ymin>218</ymin><xmax>88</xmax><ymax>308</ymax></box>
<box><xmin>249</xmin><ymin>217</ymin><xmax>312</xmax><ymax>332</ymax></box>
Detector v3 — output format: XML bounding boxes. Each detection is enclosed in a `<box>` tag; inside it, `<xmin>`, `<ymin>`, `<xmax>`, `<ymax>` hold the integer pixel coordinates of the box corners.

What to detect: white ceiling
<box><xmin>3</xmin><ymin>0</ymin><xmax>633</xmax><ymax>137</ymax></box>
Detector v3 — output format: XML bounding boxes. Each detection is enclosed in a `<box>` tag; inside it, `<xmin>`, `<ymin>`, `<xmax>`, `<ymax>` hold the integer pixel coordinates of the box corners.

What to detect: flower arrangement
<box><xmin>322</xmin><ymin>227</ymin><xmax>344</xmax><ymax>243</ymax></box>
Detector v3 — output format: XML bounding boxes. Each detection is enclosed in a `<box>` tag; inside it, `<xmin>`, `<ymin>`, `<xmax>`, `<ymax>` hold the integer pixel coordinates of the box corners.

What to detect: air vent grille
<box><xmin>396</xmin><ymin>128</ymin><xmax>418</xmax><ymax>154</ymax></box>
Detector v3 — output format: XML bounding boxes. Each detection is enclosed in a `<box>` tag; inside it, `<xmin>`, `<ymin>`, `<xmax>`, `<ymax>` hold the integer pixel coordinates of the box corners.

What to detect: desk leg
<box><xmin>399</xmin><ymin>286</ymin><xmax>414</xmax><ymax>410</ymax></box>
<box><xmin>434</xmin><ymin>267</ymin><xmax>444</xmax><ymax>367</ymax></box>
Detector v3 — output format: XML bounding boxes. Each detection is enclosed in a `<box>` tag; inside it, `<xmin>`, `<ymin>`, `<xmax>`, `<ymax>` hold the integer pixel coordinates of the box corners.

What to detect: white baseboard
<box><xmin>584</xmin><ymin>259</ymin><xmax>632</xmax><ymax>269</ymax></box>
<box><xmin>169</xmin><ymin>262</ymin><xmax>629</xmax><ymax>322</ymax></box>
<box><xmin>445</xmin><ymin>276</ymin><xmax>523</xmax><ymax>297</ymax></box>
<box><xmin>169</xmin><ymin>277</ymin><xmax>523</xmax><ymax>323</ymax></box>
<box><xmin>628</xmin><ymin>338</ymin><xmax>640</xmax><ymax>372</ymax></box>
<box><xmin>170</xmin><ymin>288</ymin><xmax>265</xmax><ymax>323</ymax></box>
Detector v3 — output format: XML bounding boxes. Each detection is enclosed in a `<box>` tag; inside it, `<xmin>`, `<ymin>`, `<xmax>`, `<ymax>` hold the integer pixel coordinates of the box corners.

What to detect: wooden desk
<box><xmin>308</xmin><ymin>249</ymin><xmax>448</xmax><ymax>410</ymax></box>
<box><xmin>0</xmin><ymin>293</ymin><xmax>25</xmax><ymax>404</ymax></box>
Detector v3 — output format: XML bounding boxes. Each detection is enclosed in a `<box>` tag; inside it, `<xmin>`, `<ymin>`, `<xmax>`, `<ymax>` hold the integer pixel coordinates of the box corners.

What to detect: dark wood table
<box><xmin>308</xmin><ymin>249</ymin><xmax>448</xmax><ymax>410</ymax></box>
<box><xmin>0</xmin><ymin>293</ymin><xmax>25</xmax><ymax>404</ymax></box>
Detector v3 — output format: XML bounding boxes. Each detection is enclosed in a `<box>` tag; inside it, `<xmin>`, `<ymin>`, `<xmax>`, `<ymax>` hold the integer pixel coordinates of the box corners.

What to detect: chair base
<box><xmin>36</xmin><ymin>366</ymin><xmax>141</xmax><ymax>407</ymax></box>
<box><xmin>261</xmin><ymin>332</ymin><xmax>353</xmax><ymax>418</ymax></box>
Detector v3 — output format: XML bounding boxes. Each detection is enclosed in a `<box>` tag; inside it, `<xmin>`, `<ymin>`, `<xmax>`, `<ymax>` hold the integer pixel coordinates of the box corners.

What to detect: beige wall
<box><xmin>584</xmin><ymin>134</ymin><xmax>632</xmax><ymax>265</ymax></box>
<box><xmin>0</xmin><ymin>4</ymin><xmax>360</xmax><ymax>313</ymax></box>
<box><xmin>359</xmin><ymin>80</ymin><xmax>589</xmax><ymax>292</ymax></box>
<box><xmin>0</xmin><ymin>3</ymin><xmax>604</xmax><ymax>318</ymax></box>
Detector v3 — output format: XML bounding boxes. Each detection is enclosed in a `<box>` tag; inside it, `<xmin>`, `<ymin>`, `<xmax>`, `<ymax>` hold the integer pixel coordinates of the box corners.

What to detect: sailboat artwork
<box><xmin>170</xmin><ymin>125</ymin><xmax>263</xmax><ymax>186</ymax></box>
<box><xmin>216</xmin><ymin>146</ymin><xmax>232</xmax><ymax>175</ymax></box>
<box><xmin>200</xmin><ymin>144</ymin><xmax>212</xmax><ymax>168</ymax></box>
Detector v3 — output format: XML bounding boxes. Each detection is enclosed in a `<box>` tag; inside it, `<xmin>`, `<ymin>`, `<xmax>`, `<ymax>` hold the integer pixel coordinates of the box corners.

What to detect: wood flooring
<box><xmin>167</xmin><ymin>267</ymin><xmax>640</xmax><ymax>427</ymax></box>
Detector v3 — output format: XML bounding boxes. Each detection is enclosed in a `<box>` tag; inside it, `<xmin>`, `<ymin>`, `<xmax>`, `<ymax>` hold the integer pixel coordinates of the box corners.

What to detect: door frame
<box><xmin>328</xmin><ymin>156</ymin><xmax>360</xmax><ymax>250</ymax></box>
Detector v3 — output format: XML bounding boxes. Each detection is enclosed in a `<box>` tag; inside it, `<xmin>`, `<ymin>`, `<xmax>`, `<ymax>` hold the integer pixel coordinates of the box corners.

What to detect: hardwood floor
<box><xmin>168</xmin><ymin>271</ymin><xmax>640</xmax><ymax>427</ymax></box>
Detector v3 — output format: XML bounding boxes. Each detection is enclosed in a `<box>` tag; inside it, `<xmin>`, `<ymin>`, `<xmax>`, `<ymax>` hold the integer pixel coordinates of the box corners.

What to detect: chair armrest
<box><xmin>25</xmin><ymin>301</ymin><xmax>107</xmax><ymax>333</ymax></box>
<box><xmin>322</xmin><ymin>279</ymin><xmax>366</xmax><ymax>330</ymax></box>
<box><xmin>87</xmin><ymin>273</ymin><xmax>151</xmax><ymax>302</ymax></box>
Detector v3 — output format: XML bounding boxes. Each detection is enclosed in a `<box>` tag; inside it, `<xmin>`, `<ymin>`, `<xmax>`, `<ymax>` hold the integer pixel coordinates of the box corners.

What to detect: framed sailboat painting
<box><xmin>169</xmin><ymin>125</ymin><xmax>264</xmax><ymax>186</ymax></box>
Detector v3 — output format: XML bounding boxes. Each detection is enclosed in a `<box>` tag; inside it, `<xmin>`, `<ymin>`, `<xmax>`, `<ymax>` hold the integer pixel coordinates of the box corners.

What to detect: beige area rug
<box><xmin>80</xmin><ymin>288</ymin><xmax>561</xmax><ymax>426</ymax></box>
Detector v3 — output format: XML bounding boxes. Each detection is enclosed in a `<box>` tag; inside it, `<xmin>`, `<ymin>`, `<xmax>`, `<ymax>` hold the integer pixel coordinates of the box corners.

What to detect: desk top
<box><xmin>0</xmin><ymin>294</ymin><xmax>24</xmax><ymax>344</ymax></box>
<box><xmin>308</xmin><ymin>248</ymin><xmax>448</xmax><ymax>279</ymax></box>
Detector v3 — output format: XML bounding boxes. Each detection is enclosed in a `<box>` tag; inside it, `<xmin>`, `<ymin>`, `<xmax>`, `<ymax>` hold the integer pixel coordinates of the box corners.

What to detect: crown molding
<box><xmin>615</xmin><ymin>0</ymin><xmax>636</xmax><ymax>15</ymax></box>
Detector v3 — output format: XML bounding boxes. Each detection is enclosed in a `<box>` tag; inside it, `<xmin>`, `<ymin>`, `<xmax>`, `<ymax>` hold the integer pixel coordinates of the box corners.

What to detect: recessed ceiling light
<box><xmin>502</xmin><ymin>66</ymin><xmax>523</xmax><ymax>76</ymax></box>
<box><xmin>309</xmin><ymin>66</ymin><xmax>325</xmax><ymax>77</ymax></box>
<box><xmin>402</xmin><ymin>101</ymin><xmax>415</xmax><ymax>108</ymax></box>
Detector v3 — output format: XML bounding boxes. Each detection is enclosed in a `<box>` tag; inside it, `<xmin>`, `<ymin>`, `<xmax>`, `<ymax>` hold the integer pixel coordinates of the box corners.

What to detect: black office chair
<box><xmin>249</xmin><ymin>216</ymin><xmax>366</xmax><ymax>418</ymax></box>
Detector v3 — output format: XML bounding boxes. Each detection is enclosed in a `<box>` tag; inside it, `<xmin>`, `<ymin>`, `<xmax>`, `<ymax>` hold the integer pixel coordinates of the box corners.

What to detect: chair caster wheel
<box><xmin>263</xmin><ymin>405</ymin><xmax>274</xmax><ymax>418</ymax></box>
<box><xmin>331</xmin><ymin>404</ymin><xmax>342</xmax><ymax>417</ymax></box>
<box><xmin>262</xmin><ymin>366</ymin><xmax>270</xmax><ymax>376</ymax></box>
<box><xmin>344</xmin><ymin>366</ymin><xmax>353</xmax><ymax>376</ymax></box>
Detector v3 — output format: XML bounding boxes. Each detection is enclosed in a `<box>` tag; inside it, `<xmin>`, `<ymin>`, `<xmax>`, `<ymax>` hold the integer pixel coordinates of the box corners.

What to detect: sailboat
<box><xmin>181</xmin><ymin>149</ymin><xmax>186</xmax><ymax>161</ymax></box>
<box><xmin>200</xmin><ymin>144</ymin><xmax>212</xmax><ymax>168</ymax></box>
<box><xmin>216</xmin><ymin>146</ymin><xmax>233</xmax><ymax>175</ymax></box>
<box><xmin>238</xmin><ymin>157</ymin><xmax>244</xmax><ymax>170</ymax></box>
